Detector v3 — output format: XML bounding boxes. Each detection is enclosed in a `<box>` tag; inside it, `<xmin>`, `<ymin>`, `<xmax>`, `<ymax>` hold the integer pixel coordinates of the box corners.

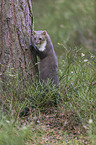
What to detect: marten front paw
<box><xmin>29</xmin><ymin>44</ymin><xmax>35</xmax><ymax>52</ymax></box>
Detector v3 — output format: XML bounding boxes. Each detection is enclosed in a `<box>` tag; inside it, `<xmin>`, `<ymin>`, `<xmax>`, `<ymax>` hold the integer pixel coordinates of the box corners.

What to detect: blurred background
<box><xmin>32</xmin><ymin>0</ymin><xmax>96</xmax><ymax>55</ymax></box>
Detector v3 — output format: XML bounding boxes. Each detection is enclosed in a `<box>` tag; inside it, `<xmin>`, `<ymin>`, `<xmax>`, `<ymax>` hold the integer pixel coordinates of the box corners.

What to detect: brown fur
<box><xmin>31</xmin><ymin>30</ymin><xmax>59</xmax><ymax>85</ymax></box>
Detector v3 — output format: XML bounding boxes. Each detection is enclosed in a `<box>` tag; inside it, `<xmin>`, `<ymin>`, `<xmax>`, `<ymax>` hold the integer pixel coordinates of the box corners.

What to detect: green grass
<box><xmin>0</xmin><ymin>119</ymin><xmax>31</xmax><ymax>145</ymax></box>
<box><xmin>0</xmin><ymin>0</ymin><xmax>96</xmax><ymax>144</ymax></box>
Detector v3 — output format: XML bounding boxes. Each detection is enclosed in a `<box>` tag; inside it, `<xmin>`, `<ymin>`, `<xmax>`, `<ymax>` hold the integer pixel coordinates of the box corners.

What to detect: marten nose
<box><xmin>36</xmin><ymin>40</ymin><xmax>40</xmax><ymax>44</ymax></box>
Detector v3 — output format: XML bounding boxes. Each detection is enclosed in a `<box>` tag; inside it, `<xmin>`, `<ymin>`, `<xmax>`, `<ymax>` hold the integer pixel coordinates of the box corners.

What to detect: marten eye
<box><xmin>39</xmin><ymin>38</ymin><xmax>42</xmax><ymax>40</ymax></box>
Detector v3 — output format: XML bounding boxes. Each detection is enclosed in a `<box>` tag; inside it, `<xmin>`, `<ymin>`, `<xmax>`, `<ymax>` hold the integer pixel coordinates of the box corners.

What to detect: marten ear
<box><xmin>42</xmin><ymin>31</ymin><xmax>47</xmax><ymax>35</ymax></box>
<box><xmin>32</xmin><ymin>31</ymin><xmax>36</xmax><ymax>35</ymax></box>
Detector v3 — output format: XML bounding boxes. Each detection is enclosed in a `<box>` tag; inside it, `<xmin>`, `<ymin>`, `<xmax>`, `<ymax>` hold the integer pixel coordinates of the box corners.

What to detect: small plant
<box><xmin>88</xmin><ymin>119</ymin><xmax>96</xmax><ymax>145</ymax></box>
<box><xmin>25</xmin><ymin>80</ymin><xmax>60</xmax><ymax>109</ymax></box>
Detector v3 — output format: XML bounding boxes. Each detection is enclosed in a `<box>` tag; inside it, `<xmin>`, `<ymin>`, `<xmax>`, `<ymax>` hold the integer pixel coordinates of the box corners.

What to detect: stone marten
<box><xmin>31</xmin><ymin>30</ymin><xmax>59</xmax><ymax>85</ymax></box>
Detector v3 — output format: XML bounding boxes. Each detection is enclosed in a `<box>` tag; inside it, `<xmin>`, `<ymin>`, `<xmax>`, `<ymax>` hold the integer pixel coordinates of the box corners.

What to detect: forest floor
<box><xmin>20</xmin><ymin>107</ymin><xmax>89</xmax><ymax>145</ymax></box>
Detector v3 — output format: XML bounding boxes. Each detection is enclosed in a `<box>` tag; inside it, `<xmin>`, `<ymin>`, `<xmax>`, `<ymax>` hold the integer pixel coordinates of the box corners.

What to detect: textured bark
<box><xmin>0</xmin><ymin>0</ymin><xmax>38</xmax><ymax>83</ymax></box>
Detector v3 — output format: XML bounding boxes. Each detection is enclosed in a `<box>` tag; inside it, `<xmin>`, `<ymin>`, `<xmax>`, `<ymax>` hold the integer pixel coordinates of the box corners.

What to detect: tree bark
<box><xmin>0</xmin><ymin>0</ymin><xmax>38</xmax><ymax>84</ymax></box>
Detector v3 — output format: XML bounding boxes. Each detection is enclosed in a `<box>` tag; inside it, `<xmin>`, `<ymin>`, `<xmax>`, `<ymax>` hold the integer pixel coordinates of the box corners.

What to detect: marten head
<box><xmin>33</xmin><ymin>31</ymin><xmax>47</xmax><ymax>52</ymax></box>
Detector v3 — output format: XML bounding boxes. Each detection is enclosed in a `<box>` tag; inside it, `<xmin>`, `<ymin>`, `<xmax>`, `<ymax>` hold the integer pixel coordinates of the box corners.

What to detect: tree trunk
<box><xmin>0</xmin><ymin>0</ymin><xmax>38</xmax><ymax>84</ymax></box>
